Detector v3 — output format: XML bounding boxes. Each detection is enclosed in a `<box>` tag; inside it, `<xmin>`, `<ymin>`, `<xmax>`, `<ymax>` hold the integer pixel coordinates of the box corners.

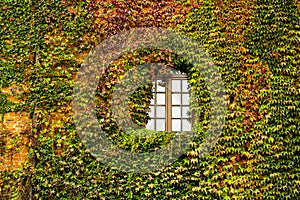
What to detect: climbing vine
<box><xmin>0</xmin><ymin>0</ymin><xmax>299</xmax><ymax>199</ymax></box>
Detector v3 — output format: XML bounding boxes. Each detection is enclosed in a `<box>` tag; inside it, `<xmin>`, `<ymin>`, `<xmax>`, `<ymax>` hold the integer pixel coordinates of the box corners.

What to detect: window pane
<box><xmin>182</xmin><ymin>80</ymin><xmax>189</xmax><ymax>92</ymax></box>
<box><xmin>182</xmin><ymin>94</ymin><xmax>190</xmax><ymax>105</ymax></box>
<box><xmin>172</xmin><ymin>106</ymin><xmax>181</xmax><ymax>118</ymax></box>
<box><xmin>172</xmin><ymin>119</ymin><xmax>181</xmax><ymax>131</ymax></box>
<box><xmin>182</xmin><ymin>119</ymin><xmax>191</xmax><ymax>131</ymax></box>
<box><xmin>182</xmin><ymin>106</ymin><xmax>190</xmax><ymax>118</ymax></box>
<box><xmin>156</xmin><ymin>80</ymin><xmax>165</xmax><ymax>92</ymax></box>
<box><xmin>150</xmin><ymin>98</ymin><xmax>154</xmax><ymax>105</ymax></box>
<box><xmin>172</xmin><ymin>80</ymin><xmax>181</xmax><ymax>92</ymax></box>
<box><xmin>156</xmin><ymin>93</ymin><xmax>165</xmax><ymax>105</ymax></box>
<box><xmin>149</xmin><ymin>106</ymin><xmax>154</xmax><ymax>118</ymax></box>
<box><xmin>172</xmin><ymin>94</ymin><xmax>181</xmax><ymax>105</ymax></box>
<box><xmin>146</xmin><ymin>119</ymin><xmax>154</xmax><ymax>130</ymax></box>
<box><xmin>156</xmin><ymin>119</ymin><xmax>165</xmax><ymax>131</ymax></box>
<box><xmin>156</xmin><ymin>106</ymin><xmax>165</xmax><ymax>118</ymax></box>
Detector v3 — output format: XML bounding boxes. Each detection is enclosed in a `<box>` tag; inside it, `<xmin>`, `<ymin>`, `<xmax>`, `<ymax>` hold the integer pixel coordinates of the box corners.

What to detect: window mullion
<box><xmin>166</xmin><ymin>78</ymin><xmax>172</xmax><ymax>132</ymax></box>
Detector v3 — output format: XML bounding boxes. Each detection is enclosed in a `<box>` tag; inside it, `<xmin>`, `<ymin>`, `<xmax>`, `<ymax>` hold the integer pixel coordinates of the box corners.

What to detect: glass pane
<box><xmin>146</xmin><ymin>119</ymin><xmax>154</xmax><ymax>130</ymax></box>
<box><xmin>182</xmin><ymin>94</ymin><xmax>190</xmax><ymax>105</ymax></box>
<box><xmin>156</xmin><ymin>106</ymin><xmax>165</xmax><ymax>118</ymax></box>
<box><xmin>150</xmin><ymin>98</ymin><xmax>154</xmax><ymax>105</ymax></box>
<box><xmin>182</xmin><ymin>106</ymin><xmax>190</xmax><ymax>118</ymax></box>
<box><xmin>182</xmin><ymin>119</ymin><xmax>191</xmax><ymax>131</ymax></box>
<box><xmin>156</xmin><ymin>80</ymin><xmax>166</xmax><ymax>92</ymax></box>
<box><xmin>156</xmin><ymin>93</ymin><xmax>165</xmax><ymax>105</ymax></box>
<box><xmin>172</xmin><ymin>80</ymin><xmax>181</xmax><ymax>92</ymax></box>
<box><xmin>156</xmin><ymin>119</ymin><xmax>165</xmax><ymax>131</ymax></box>
<box><xmin>172</xmin><ymin>106</ymin><xmax>181</xmax><ymax>118</ymax></box>
<box><xmin>172</xmin><ymin>119</ymin><xmax>181</xmax><ymax>131</ymax></box>
<box><xmin>182</xmin><ymin>80</ymin><xmax>189</xmax><ymax>92</ymax></box>
<box><xmin>149</xmin><ymin>106</ymin><xmax>154</xmax><ymax>118</ymax></box>
<box><xmin>172</xmin><ymin>94</ymin><xmax>181</xmax><ymax>105</ymax></box>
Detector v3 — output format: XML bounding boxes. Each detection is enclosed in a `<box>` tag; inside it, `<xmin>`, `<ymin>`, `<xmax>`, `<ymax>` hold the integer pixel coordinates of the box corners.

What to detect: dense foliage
<box><xmin>0</xmin><ymin>0</ymin><xmax>299</xmax><ymax>199</ymax></box>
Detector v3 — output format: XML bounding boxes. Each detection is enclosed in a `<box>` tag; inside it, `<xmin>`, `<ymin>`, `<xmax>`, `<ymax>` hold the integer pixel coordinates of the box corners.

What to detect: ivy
<box><xmin>0</xmin><ymin>0</ymin><xmax>299</xmax><ymax>199</ymax></box>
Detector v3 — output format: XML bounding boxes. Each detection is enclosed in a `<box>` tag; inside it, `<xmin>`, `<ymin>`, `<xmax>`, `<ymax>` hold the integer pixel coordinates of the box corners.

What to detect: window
<box><xmin>146</xmin><ymin>73</ymin><xmax>192</xmax><ymax>132</ymax></box>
